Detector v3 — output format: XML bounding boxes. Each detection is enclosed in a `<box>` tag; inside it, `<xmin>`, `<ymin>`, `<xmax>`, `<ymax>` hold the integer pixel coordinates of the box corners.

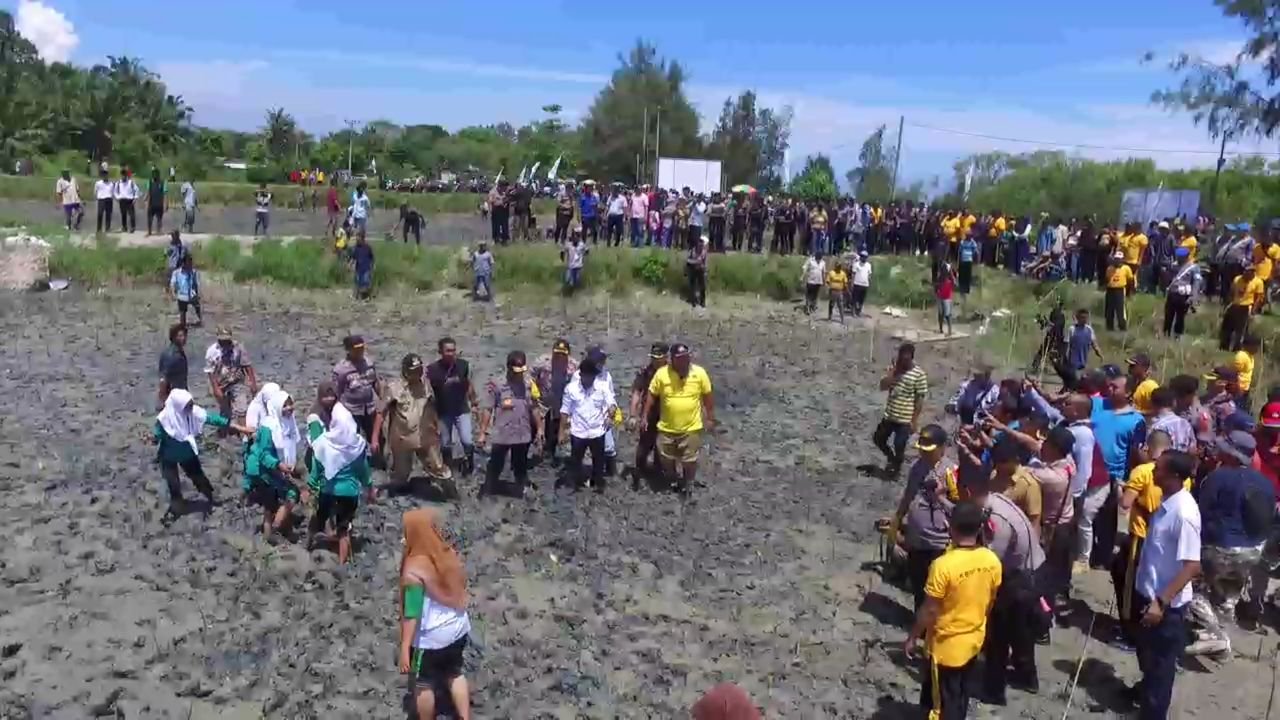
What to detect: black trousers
<box><xmin>485</xmin><ymin>442</ymin><xmax>530</xmax><ymax>493</ymax></box>
<box><xmin>748</xmin><ymin>224</ymin><xmax>764</xmax><ymax>253</ymax></box>
<box><xmin>907</xmin><ymin>547</ymin><xmax>945</xmax><ymax>611</ymax></box>
<box><xmin>1104</xmin><ymin>287</ymin><xmax>1127</xmax><ymax>330</ymax></box>
<box><xmin>958</xmin><ymin>261</ymin><xmax>973</xmax><ymax>294</ymax></box>
<box><xmin>1110</xmin><ymin>535</ymin><xmax>1145</xmax><ymax>641</ymax></box>
<box><xmin>554</xmin><ymin>210</ymin><xmax>572</xmax><ymax>242</ymax></box>
<box><xmin>543</xmin><ymin>413</ymin><xmax>562</xmax><ymax>458</ymax></box>
<box><xmin>491</xmin><ymin>206</ymin><xmax>509</xmax><ymax>243</ymax></box>
<box><xmin>1163</xmin><ymin>294</ymin><xmax>1191</xmax><ymax>337</ymax></box>
<box><xmin>983</xmin><ymin>569</ymin><xmax>1039</xmax><ymax>699</ymax></box>
<box><xmin>687</xmin><ymin>224</ymin><xmax>703</xmax><ymax>250</ymax></box>
<box><xmin>850</xmin><ymin>285</ymin><xmax>868</xmax><ymax>315</ymax></box>
<box><xmin>687</xmin><ymin>266</ymin><xmax>707</xmax><ymax>307</ymax></box>
<box><xmin>1079</xmin><ymin>248</ymin><xmax>1099</xmax><ymax>284</ymax></box>
<box><xmin>402</xmin><ymin>221</ymin><xmax>421</xmax><ymax>245</ymax></box>
<box><xmin>920</xmin><ymin>658</ymin><xmax>974</xmax><ymax>720</ymax></box>
<box><xmin>731</xmin><ymin>221</ymin><xmax>745</xmax><ymax>251</ymax></box>
<box><xmin>634</xmin><ymin>428</ymin><xmax>659</xmax><ymax>477</ymax></box>
<box><xmin>96</xmin><ymin>198</ymin><xmax>113</xmax><ymax>232</ymax></box>
<box><xmin>607</xmin><ymin>214</ymin><xmax>625</xmax><ymax>246</ymax></box>
<box><xmin>565</xmin><ymin>435</ymin><xmax>606</xmax><ymax>490</ymax></box>
<box><xmin>1135</xmin><ymin>602</ymin><xmax>1186</xmax><ymax>720</ymax></box>
<box><xmin>118</xmin><ymin>198</ymin><xmax>136</xmax><ymax>232</ymax></box>
<box><xmin>1220</xmin><ymin>304</ymin><xmax>1251</xmax><ymax>351</ymax></box>
<box><xmin>147</xmin><ymin>205</ymin><xmax>164</xmax><ymax>234</ymax></box>
<box><xmin>709</xmin><ymin>216</ymin><xmax>726</xmax><ymax>251</ymax></box>
<box><xmin>873</xmin><ymin>419</ymin><xmax>911</xmax><ymax>471</ymax></box>
<box><xmin>160</xmin><ymin>457</ymin><xmax>213</xmax><ymax>509</ymax></box>
<box><xmin>804</xmin><ymin>283</ymin><xmax>821</xmax><ymax>313</ymax></box>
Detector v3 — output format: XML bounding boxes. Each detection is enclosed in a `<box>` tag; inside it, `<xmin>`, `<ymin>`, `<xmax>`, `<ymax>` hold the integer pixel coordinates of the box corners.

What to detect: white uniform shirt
<box><xmin>1136</xmin><ymin>489</ymin><xmax>1201</xmax><ymax>609</ymax></box>
<box><xmin>560</xmin><ymin>377</ymin><xmax>616</xmax><ymax>439</ymax></box>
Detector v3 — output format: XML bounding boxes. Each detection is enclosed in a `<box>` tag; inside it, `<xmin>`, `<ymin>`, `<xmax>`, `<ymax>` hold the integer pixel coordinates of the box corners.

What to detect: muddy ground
<box><xmin>0</xmin><ymin>283</ymin><xmax>1274</xmax><ymax>719</ymax></box>
<box><xmin>0</xmin><ymin>198</ymin><xmax>521</xmax><ymax>246</ymax></box>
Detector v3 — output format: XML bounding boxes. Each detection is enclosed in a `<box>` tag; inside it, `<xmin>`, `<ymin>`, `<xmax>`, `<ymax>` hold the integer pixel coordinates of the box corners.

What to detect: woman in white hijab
<box><xmin>153</xmin><ymin>388</ymin><xmax>250</xmax><ymax>526</ymax></box>
<box><xmin>306</xmin><ymin>381</ymin><xmax>373</xmax><ymax>564</ymax></box>
<box><xmin>245</xmin><ymin>388</ymin><xmax>304</xmax><ymax>543</ymax></box>
<box><xmin>240</xmin><ymin>382</ymin><xmax>281</xmax><ymax>498</ymax></box>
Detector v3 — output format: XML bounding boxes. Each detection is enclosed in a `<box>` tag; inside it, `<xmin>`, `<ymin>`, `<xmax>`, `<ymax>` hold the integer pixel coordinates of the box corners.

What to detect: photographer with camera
<box><xmin>891</xmin><ymin>424</ymin><xmax>959</xmax><ymax>612</ymax></box>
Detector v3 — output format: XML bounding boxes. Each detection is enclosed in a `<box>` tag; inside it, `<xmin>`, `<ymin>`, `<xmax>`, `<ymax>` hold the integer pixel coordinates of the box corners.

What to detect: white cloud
<box><xmin>271</xmin><ymin>49</ymin><xmax>609</xmax><ymax>85</ymax></box>
<box><xmin>15</xmin><ymin>0</ymin><xmax>78</xmax><ymax>63</ymax></box>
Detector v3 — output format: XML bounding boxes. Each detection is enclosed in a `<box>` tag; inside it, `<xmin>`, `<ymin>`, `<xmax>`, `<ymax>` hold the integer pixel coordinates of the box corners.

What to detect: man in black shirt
<box><xmin>426</xmin><ymin>336</ymin><xmax>477</xmax><ymax>476</ymax></box>
<box><xmin>394</xmin><ymin>203</ymin><xmax>424</xmax><ymax>245</ymax></box>
<box><xmin>627</xmin><ymin>342</ymin><xmax>669</xmax><ymax>489</ymax></box>
<box><xmin>512</xmin><ymin>183</ymin><xmax>533</xmax><ymax>242</ymax></box>
<box><xmin>157</xmin><ymin>323</ymin><xmax>189</xmax><ymax>408</ymax></box>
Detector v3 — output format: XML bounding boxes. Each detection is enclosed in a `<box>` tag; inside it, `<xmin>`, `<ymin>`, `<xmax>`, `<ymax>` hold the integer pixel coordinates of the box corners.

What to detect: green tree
<box><xmin>581</xmin><ymin>40</ymin><xmax>701</xmax><ymax>182</ymax></box>
<box><xmin>262</xmin><ymin>107</ymin><xmax>297</xmax><ymax>161</ymax></box>
<box><xmin>790</xmin><ymin>154</ymin><xmax>838</xmax><ymax>201</ymax></box>
<box><xmin>845</xmin><ymin>125</ymin><xmax>897</xmax><ymax>203</ymax></box>
<box><xmin>708</xmin><ymin>90</ymin><xmax>793</xmax><ymax>190</ymax></box>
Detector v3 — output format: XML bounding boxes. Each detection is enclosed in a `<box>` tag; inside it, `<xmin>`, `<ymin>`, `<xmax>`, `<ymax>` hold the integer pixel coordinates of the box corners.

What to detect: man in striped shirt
<box><xmin>875</xmin><ymin>342</ymin><xmax>929</xmax><ymax>478</ymax></box>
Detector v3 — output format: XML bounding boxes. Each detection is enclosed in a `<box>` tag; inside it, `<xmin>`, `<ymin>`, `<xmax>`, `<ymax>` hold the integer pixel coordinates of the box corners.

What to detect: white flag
<box><xmin>517</xmin><ymin>165</ymin><xmax>527</xmax><ymax>183</ymax></box>
<box><xmin>494</xmin><ymin>166</ymin><xmax>503</xmax><ymax>184</ymax></box>
<box><xmin>530</xmin><ymin>162</ymin><xmax>541</xmax><ymax>181</ymax></box>
<box><xmin>548</xmin><ymin>154</ymin><xmax>563</xmax><ymax>181</ymax></box>
<box><xmin>962</xmin><ymin>162</ymin><xmax>975</xmax><ymax>201</ymax></box>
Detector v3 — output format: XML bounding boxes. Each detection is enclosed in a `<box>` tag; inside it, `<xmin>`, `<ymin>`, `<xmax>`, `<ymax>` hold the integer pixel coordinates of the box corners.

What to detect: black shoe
<box><xmin>605</xmin><ymin>455</ymin><xmax>617</xmax><ymax>477</ymax></box>
<box><xmin>161</xmin><ymin>509</ymin><xmax>180</xmax><ymax>527</ymax></box>
<box><xmin>1009</xmin><ymin>676</ymin><xmax>1039</xmax><ymax>695</ymax></box>
<box><xmin>979</xmin><ymin>690</ymin><xmax>1007</xmax><ymax>707</ymax></box>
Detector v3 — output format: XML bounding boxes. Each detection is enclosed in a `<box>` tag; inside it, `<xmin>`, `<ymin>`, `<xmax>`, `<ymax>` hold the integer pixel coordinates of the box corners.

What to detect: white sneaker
<box><xmin>1185</xmin><ymin>637</ymin><xmax>1232</xmax><ymax>657</ymax></box>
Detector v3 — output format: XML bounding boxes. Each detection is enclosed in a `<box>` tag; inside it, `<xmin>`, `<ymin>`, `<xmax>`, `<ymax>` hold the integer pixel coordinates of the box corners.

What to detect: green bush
<box><xmin>631</xmin><ymin>250</ymin><xmax>669</xmax><ymax>288</ymax></box>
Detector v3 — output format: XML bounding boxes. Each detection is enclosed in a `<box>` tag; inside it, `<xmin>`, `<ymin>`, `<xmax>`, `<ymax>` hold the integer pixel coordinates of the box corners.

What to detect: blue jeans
<box><xmin>439</xmin><ymin>413</ymin><xmax>474</xmax><ymax>452</ymax></box>
<box><xmin>630</xmin><ymin>218</ymin><xmax>644</xmax><ymax>247</ymax></box>
<box><xmin>661</xmin><ymin>225</ymin><xmax>673</xmax><ymax>248</ymax></box>
<box><xmin>354</xmin><ymin>268</ymin><xmax>372</xmax><ymax>294</ymax></box>
<box><xmin>1135</xmin><ymin>603</ymin><xmax>1185</xmax><ymax>720</ymax></box>
<box><xmin>812</xmin><ymin>229</ymin><xmax>829</xmax><ymax>256</ymax></box>
<box><xmin>604</xmin><ymin>427</ymin><xmax>616</xmax><ymax>457</ymax></box>
<box><xmin>565</xmin><ymin>266</ymin><xmax>582</xmax><ymax>289</ymax></box>
<box><xmin>473</xmin><ymin>272</ymin><xmax>492</xmax><ymax>300</ymax></box>
<box><xmin>1067</xmin><ymin>252</ymin><xmax>1079</xmax><ymax>281</ymax></box>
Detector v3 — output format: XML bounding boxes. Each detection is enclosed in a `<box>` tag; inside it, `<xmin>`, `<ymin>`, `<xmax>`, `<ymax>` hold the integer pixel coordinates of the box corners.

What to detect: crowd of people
<box><xmin>877</xmin><ymin>331</ymin><xmax>1279</xmax><ymax>719</ymax></box>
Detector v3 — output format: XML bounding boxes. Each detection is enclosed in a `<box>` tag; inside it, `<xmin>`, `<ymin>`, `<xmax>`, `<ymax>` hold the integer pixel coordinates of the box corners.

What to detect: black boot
<box><xmin>605</xmin><ymin>454</ymin><xmax>617</xmax><ymax>478</ymax></box>
<box><xmin>462</xmin><ymin>447</ymin><xmax>475</xmax><ymax>477</ymax></box>
<box><xmin>441</xmin><ymin>447</ymin><xmax>454</xmax><ymax>472</ymax></box>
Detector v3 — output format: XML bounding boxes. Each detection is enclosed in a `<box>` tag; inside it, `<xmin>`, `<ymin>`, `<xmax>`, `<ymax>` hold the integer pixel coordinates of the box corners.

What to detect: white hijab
<box><xmin>259</xmin><ymin>390</ymin><xmax>300</xmax><ymax>467</ymax></box>
<box><xmin>245</xmin><ymin>382</ymin><xmax>281</xmax><ymax>430</ymax></box>
<box><xmin>310</xmin><ymin>402</ymin><xmax>367</xmax><ymax>480</ymax></box>
<box><xmin>156</xmin><ymin>389</ymin><xmax>208</xmax><ymax>454</ymax></box>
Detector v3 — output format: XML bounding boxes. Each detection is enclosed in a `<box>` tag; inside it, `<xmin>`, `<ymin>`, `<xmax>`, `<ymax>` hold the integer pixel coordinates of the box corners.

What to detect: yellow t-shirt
<box><xmin>873</xmin><ymin>207</ymin><xmax>884</xmax><ymax>224</ymax></box>
<box><xmin>826</xmin><ymin>268</ymin><xmax>848</xmax><ymax>291</ymax></box>
<box><xmin>1131</xmin><ymin>378</ymin><xmax>1159</xmax><ymax>415</ymax></box>
<box><xmin>924</xmin><ymin>546</ymin><xmax>1002</xmax><ymax>667</ymax></box>
<box><xmin>1125</xmin><ymin>463</ymin><xmax>1192</xmax><ymax>539</ymax></box>
<box><xmin>1106</xmin><ymin>264</ymin><xmax>1134</xmax><ymax>290</ymax></box>
<box><xmin>648</xmin><ymin>364</ymin><xmax>713</xmax><ymax>434</ymax></box>
<box><xmin>1234</xmin><ymin>350</ymin><xmax>1256</xmax><ymax>392</ymax></box>
<box><xmin>962</xmin><ymin>214</ymin><xmax>977</xmax><ymax>233</ymax></box>
<box><xmin>942</xmin><ymin>216</ymin><xmax>961</xmax><ymax>242</ymax></box>
<box><xmin>1179</xmin><ymin>235</ymin><xmax>1198</xmax><ymax>262</ymax></box>
<box><xmin>1122</xmin><ymin>233</ymin><xmax>1148</xmax><ymax>265</ymax></box>
<box><xmin>989</xmin><ymin>217</ymin><xmax>1007</xmax><ymax>238</ymax></box>
<box><xmin>1232</xmin><ymin>276</ymin><xmax>1266</xmax><ymax>309</ymax></box>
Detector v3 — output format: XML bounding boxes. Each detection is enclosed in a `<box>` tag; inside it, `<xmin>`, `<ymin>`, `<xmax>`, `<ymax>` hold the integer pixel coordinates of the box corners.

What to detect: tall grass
<box><xmin>0</xmin><ymin>175</ymin><xmax>555</xmax><ymax>215</ymax></box>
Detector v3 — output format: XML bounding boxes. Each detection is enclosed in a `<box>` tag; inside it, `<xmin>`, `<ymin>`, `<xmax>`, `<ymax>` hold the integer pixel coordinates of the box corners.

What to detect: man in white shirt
<box><xmin>801</xmin><ymin>252</ymin><xmax>827</xmax><ymax>314</ymax></box>
<box><xmin>116</xmin><ymin>169</ymin><xmax>140</xmax><ymax>233</ymax></box>
<box><xmin>606</xmin><ymin>191</ymin><xmax>628</xmax><ymax>247</ymax></box>
<box><xmin>558</xmin><ymin>357</ymin><xmax>617</xmax><ymax>492</ymax></box>
<box><xmin>54</xmin><ymin>170</ymin><xmax>82</xmax><ymax>230</ymax></box>
<box><xmin>181</xmin><ymin>180</ymin><xmax>198</xmax><ymax>232</ymax></box>
<box><xmin>850</xmin><ymin>250</ymin><xmax>873</xmax><ymax>316</ymax></box>
<box><xmin>93</xmin><ymin>170</ymin><xmax>116</xmax><ymax>233</ymax></box>
<box><xmin>1132</xmin><ymin>450</ymin><xmax>1201</xmax><ymax>720</ymax></box>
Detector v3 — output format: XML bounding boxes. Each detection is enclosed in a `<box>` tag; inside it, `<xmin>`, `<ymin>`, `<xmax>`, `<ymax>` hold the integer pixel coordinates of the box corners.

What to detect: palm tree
<box><xmin>263</xmin><ymin>107</ymin><xmax>297</xmax><ymax>161</ymax></box>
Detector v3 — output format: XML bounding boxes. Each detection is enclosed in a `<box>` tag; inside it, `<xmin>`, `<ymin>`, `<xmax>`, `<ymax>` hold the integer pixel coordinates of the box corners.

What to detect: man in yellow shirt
<box><xmin>1179</xmin><ymin>230</ymin><xmax>1198</xmax><ymax>263</ymax></box>
<box><xmin>1104</xmin><ymin>252</ymin><xmax>1134</xmax><ymax>331</ymax></box>
<box><xmin>1120</xmin><ymin>222</ymin><xmax>1148</xmax><ymax>274</ymax></box>
<box><xmin>1233</xmin><ymin>334</ymin><xmax>1260</xmax><ymax>412</ymax></box>
<box><xmin>905</xmin><ymin>501</ymin><xmax>1002</xmax><ymax>720</ymax></box>
<box><xmin>1222</xmin><ymin>264</ymin><xmax>1264</xmax><ymax>351</ymax></box>
<box><xmin>641</xmin><ymin>343</ymin><xmax>714</xmax><ymax>496</ymax></box>
<box><xmin>942</xmin><ymin>212</ymin><xmax>961</xmax><ymax>247</ymax></box>
<box><xmin>1127</xmin><ymin>353</ymin><xmax>1160</xmax><ymax>415</ymax></box>
<box><xmin>825</xmin><ymin>261</ymin><xmax>849</xmax><ymax>323</ymax></box>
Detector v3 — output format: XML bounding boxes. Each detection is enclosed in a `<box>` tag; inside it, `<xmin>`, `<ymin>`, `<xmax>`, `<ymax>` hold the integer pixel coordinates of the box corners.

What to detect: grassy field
<box><xmin>44</xmin><ymin>239</ymin><xmax>1278</xmax><ymax>391</ymax></box>
<box><xmin>0</xmin><ymin>175</ymin><xmax>557</xmax><ymax>214</ymax></box>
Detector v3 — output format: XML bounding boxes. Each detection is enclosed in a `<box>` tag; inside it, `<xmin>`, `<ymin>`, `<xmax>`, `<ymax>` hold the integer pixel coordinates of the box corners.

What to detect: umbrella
<box><xmin>731</xmin><ymin>184</ymin><xmax>757</xmax><ymax>194</ymax></box>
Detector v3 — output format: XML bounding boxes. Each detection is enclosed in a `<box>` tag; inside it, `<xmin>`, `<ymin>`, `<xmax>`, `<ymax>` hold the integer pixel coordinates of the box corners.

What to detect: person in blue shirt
<box><xmin>579</xmin><ymin>183</ymin><xmax>600</xmax><ymax>245</ymax></box>
<box><xmin>168</xmin><ymin>253</ymin><xmax>202</xmax><ymax>328</ymax></box>
<box><xmin>1067</xmin><ymin>308</ymin><xmax>1102</xmax><ymax>376</ymax></box>
<box><xmin>957</xmin><ymin>233</ymin><xmax>979</xmax><ymax>294</ymax></box>
<box><xmin>350</xmin><ymin>232</ymin><xmax>375</xmax><ymax>300</ymax></box>
<box><xmin>1186</xmin><ymin>430</ymin><xmax>1276</xmax><ymax>657</ymax></box>
<box><xmin>1089</xmin><ymin>375</ymin><xmax>1146</xmax><ymax>567</ymax></box>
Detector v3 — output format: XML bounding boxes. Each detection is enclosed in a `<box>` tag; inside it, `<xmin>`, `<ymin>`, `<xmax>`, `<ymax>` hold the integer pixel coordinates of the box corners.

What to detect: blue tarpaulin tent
<box><xmin>1119</xmin><ymin>189</ymin><xmax>1201</xmax><ymax>225</ymax></box>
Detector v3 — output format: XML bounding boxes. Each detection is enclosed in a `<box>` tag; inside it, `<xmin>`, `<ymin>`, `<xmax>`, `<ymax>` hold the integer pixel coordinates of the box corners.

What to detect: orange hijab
<box><xmin>400</xmin><ymin>508</ymin><xmax>468</xmax><ymax>611</ymax></box>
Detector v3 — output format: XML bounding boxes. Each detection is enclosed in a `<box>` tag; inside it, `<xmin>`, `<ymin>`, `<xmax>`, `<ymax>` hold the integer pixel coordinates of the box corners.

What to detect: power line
<box><xmin>905</xmin><ymin>120</ymin><xmax>1280</xmax><ymax>158</ymax></box>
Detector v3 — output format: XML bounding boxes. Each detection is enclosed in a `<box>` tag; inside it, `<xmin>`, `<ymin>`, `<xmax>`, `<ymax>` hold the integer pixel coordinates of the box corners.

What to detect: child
<box><xmin>350</xmin><ymin>232</ymin><xmax>375</xmax><ymax>300</ymax></box>
<box><xmin>471</xmin><ymin>241</ymin><xmax>495</xmax><ymax>301</ymax></box>
<box><xmin>169</xmin><ymin>253</ymin><xmax>202</xmax><ymax>327</ymax></box>
<box><xmin>253</xmin><ymin>183</ymin><xmax>271</xmax><ymax>237</ymax></box>
<box><xmin>958</xmin><ymin>232</ymin><xmax>979</xmax><ymax>294</ymax></box>
<box><xmin>825</xmin><ymin>259</ymin><xmax>849</xmax><ymax>323</ymax></box>
<box><xmin>306</xmin><ymin>383</ymin><xmax>373</xmax><ymax>564</ymax></box>
<box><xmin>153</xmin><ymin>389</ymin><xmax>251</xmax><ymax>525</ymax></box>
<box><xmin>245</xmin><ymin>389</ymin><xmax>303</xmax><ymax>544</ymax></box>
<box><xmin>936</xmin><ymin>262</ymin><xmax>955</xmax><ymax>336</ymax></box>
<box><xmin>398</xmin><ymin>508</ymin><xmax>472</xmax><ymax>720</ymax></box>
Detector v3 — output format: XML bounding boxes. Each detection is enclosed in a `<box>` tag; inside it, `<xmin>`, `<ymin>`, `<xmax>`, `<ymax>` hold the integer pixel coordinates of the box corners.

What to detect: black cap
<box><xmin>914</xmin><ymin>424</ymin><xmax>949</xmax><ymax>452</ymax></box>
<box><xmin>506</xmin><ymin>350</ymin><xmax>528</xmax><ymax>372</ymax></box>
<box><xmin>552</xmin><ymin>338</ymin><xmax>571</xmax><ymax>355</ymax></box>
<box><xmin>671</xmin><ymin>342</ymin><xmax>691</xmax><ymax>358</ymax></box>
<box><xmin>1126</xmin><ymin>352</ymin><xmax>1152</xmax><ymax>369</ymax></box>
<box><xmin>343</xmin><ymin>335</ymin><xmax>365</xmax><ymax>350</ymax></box>
<box><xmin>1205</xmin><ymin>366</ymin><xmax>1239</xmax><ymax>383</ymax></box>
<box><xmin>401</xmin><ymin>353</ymin><xmax>424</xmax><ymax>373</ymax></box>
<box><xmin>649</xmin><ymin>342</ymin><xmax>670</xmax><ymax>358</ymax></box>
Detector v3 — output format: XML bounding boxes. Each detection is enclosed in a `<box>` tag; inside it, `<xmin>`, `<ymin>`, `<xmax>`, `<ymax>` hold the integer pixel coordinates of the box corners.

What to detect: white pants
<box><xmin>1075</xmin><ymin>481</ymin><xmax>1112</xmax><ymax>562</ymax></box>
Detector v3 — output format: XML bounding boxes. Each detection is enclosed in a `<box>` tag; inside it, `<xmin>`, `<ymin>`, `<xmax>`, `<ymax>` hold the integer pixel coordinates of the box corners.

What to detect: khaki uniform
<box><xmin>381</xmin><ymin>378</ymin><xmax>451</xmax><ymax>482</ymax></box>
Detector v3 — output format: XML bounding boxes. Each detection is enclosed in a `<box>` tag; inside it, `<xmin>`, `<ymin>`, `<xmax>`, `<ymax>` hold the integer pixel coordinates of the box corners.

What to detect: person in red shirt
<box><xmin>1255</xmin><ymin>401</ymin><xmax>1280</xmax><ymax>497</ymax></box>
<box><xmin>936</xmin><ymin>262</ymin><xmax>956</xmax><ymax>336</ymax></box>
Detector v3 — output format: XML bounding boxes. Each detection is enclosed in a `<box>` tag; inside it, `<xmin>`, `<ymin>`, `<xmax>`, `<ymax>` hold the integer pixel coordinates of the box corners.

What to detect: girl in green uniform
<box><xmin>153</xmin><ymin>388</ymin><xmax>250</xmax><ymax>526</ymax></box>
<box><xmin>245</xmin><ymin>388</ymin><xmax>303</xmax><ymax>543</ymax></box>
<box><xmin>305</xmin><ymin>381</ymin><xmax>373</xmax><ymax>563</ymax></box>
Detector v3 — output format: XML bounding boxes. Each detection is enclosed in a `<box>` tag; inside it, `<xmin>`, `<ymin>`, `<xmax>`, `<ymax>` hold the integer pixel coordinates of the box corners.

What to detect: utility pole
<box><xmin>654</xmin><ymin>108</ymin><xmax>662</xmax><ymax>186</ymax></box>
<box><xmin>1210</xmin><ymin>131</ymin><xmax>1230</xmax><ymax>214</ymax></box>
<box><xmin>890</xmin><ymin>115</ymin><xmax>905</xmax><ymax>201</ymax></box>
<box><xmin>344</xmin><ymin>119</ymin><xmax>360</xmax><ymax>176</ymax></box>
<box><xmin>642</xmin><ymin>107</ymin><xmax>649</xmax><ymax>183</ymax></box>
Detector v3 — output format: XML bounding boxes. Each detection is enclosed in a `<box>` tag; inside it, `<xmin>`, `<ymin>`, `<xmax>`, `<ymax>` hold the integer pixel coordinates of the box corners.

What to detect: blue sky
<box><xmin>8</xmin><ymin>0</ymin><xmax>1276</xmax><ymax>187</ymax></box>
